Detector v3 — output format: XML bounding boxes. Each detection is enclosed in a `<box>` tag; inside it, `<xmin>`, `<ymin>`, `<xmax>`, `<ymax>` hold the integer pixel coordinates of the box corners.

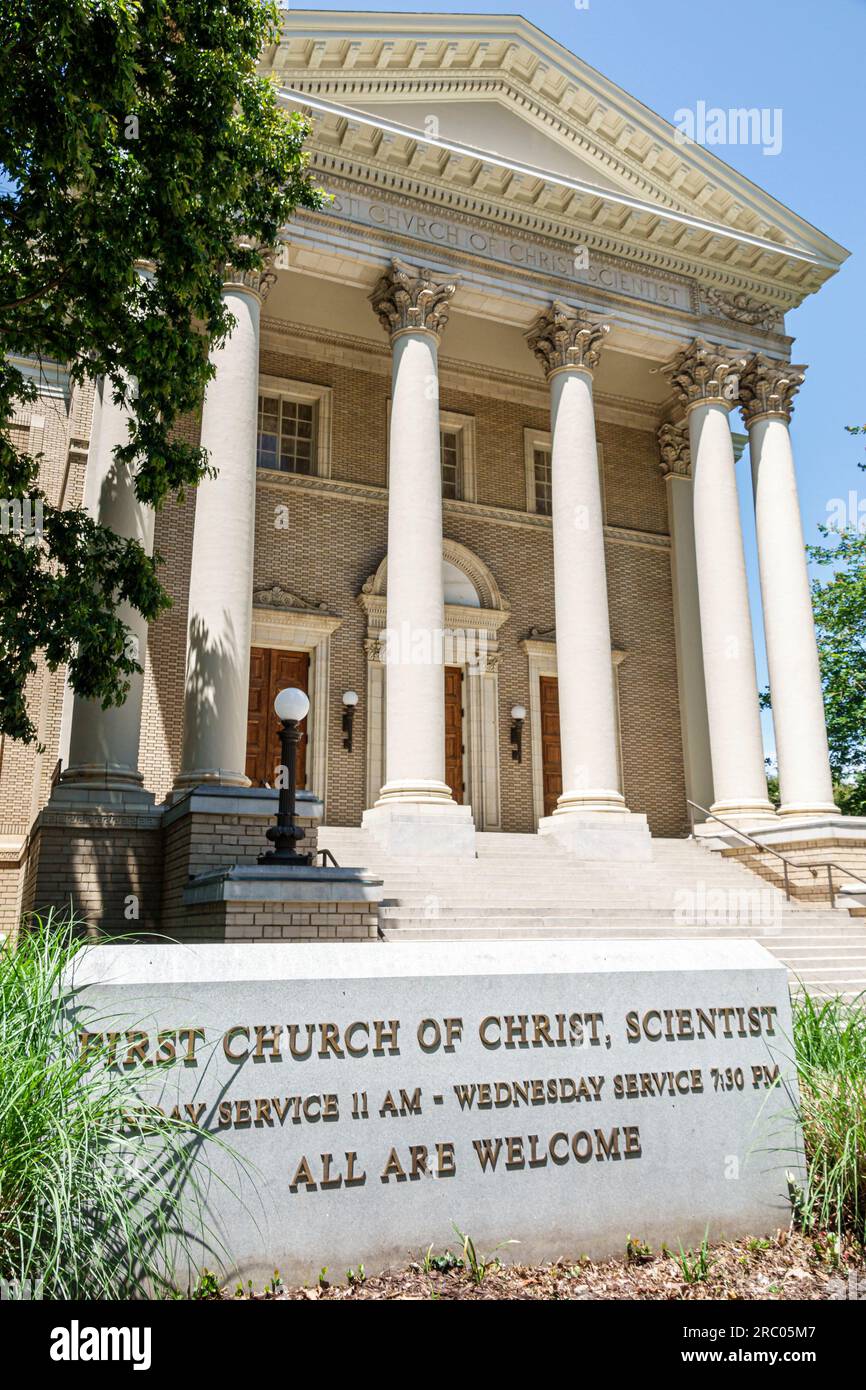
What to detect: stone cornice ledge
<box><xmin>255</xmin><ymin>467</ymin><xmax>670</xmax><ymax>550</ymax></box>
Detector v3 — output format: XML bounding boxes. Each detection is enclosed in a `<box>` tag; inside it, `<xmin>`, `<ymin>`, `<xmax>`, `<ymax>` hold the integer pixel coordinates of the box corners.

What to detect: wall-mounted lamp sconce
<box><xmin>510</xmin><ymin>704</ymin><xmax>526</xmax><ymax>763</ymax></box>
<box><xmin>342</xmin><ymin>689</ymin><xmax>359</xmax><ymax>751</ymax></box>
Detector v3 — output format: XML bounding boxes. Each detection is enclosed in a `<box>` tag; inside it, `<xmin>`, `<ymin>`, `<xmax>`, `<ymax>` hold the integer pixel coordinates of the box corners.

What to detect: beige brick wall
<box><xmin>247</xmin><ymin>345</ymin><xmax>685</xmax><ymax>836</ymax></box>
<box><xmin>0</xmin><ymin>378</ymin><xmax>94</xmax><ymax>925</ymax></box>
<box><xmin>168</xmin><ymin>898</ymin><xmax>378</xmax><ymax>944</ymax></box>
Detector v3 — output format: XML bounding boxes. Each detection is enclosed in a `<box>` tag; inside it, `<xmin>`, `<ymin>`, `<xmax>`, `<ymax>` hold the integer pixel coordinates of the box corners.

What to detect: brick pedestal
<box><xmin>175</xmin><ymin>863</ymin><xmax>383</xmax><ymax>943</ymax></box>
<box><xmin>161</xmin><ymin>785</ymin><xmax>323</xmax><ymax>937</ymax></box>
<box><xmin>23</xmin><ymin>801</ymin><xmax>163</xmax><ymax>937</ymax></box>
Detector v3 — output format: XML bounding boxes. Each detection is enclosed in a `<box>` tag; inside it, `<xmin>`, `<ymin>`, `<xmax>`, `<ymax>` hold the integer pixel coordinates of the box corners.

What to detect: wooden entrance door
<box><xmin>539</xmin><ymin>675</ymin><xmax>562</xmax><ymax>819</ymax></box>
<box><xmin>246</xmin><ymin>647</ymin><xmax>310</xmax><ymax>788</ymax></box>
<box><xmin>444</xmin><ymin>665</ymin><xmax>464</xmax><ymax>803</ymax></box>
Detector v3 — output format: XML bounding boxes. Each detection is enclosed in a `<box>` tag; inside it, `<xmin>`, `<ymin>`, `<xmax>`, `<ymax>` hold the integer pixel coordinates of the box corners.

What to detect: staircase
<box><xmin>318</xmin><ymin>827</ymin><xmax>866</xmax><ymax>1000</ymax></box>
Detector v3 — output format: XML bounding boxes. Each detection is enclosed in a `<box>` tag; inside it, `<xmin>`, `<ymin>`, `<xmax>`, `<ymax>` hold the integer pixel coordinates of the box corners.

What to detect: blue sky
<box><xmin>302</xmin><ymin>0</ymin><xmax>865</xmax><ymax>759</ymax></box>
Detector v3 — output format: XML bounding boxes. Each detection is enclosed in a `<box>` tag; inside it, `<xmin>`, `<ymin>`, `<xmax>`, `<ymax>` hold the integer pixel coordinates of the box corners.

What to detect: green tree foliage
<box><xmin>808</xmin><ymin>425</ymin><xmax>866</xmax><ymax>814</ymax></box>
<box><xmin>0</xmin><ymin>1</ymin><xmax>324</xmax><ymax>741</ymax></box>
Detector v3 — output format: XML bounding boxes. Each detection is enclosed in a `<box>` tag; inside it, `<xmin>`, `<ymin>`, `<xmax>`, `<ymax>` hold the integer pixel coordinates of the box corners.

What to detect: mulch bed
<box><xmin>218</xmin><ymin>1229</ymin><xmax>864</xmax><ymax>1300</ymax></box>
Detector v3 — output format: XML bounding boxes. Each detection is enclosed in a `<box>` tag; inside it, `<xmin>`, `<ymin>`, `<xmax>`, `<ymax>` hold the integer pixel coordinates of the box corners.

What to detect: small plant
<box><xmin>346</xmin><ymin>1264</ymin><xmax>366</xmax><ymax>1285</ymax></box>
<box><xmin>421</xmin><ymin>1244</ymin><xmax>463</xmax><ymax>1274</ymax></box>
<box><xmin>813</xmin><ymin>1231</ymin><xmax>842</xmax><ymax>1269</ymax></box>
<box><xmin>317</xmin><ymin>1266</ymin><xmax>330</xmax><ymax>1289</ymax></box>
<box><xmin>791</xmin><ymin>991</ymin><xmax>866</xmax><ymax>1242</ymax></box>
<box><xmin>676</xmin><ymin>1233</ymin><xmax>714</xmax><ymax>1285</ymax></box>
<box><xmin>191</xmin><ymin>1269</ymin><xmax>222</xmax><ymax>1300</ymax></box>
<box><xmin>452</xmin><ymin>1224</ymin><xmax>517</xmax><ymax>1286</ymax></box>
<box><xmin>625</xmin><ymin>1235</ymin><xmax>653</xmax><ymax>1264</ymax></box>
<box><xmin>267</xmin><ymin>1270</ymin><xmax>284</xmax><ymax>1295</ymax></box>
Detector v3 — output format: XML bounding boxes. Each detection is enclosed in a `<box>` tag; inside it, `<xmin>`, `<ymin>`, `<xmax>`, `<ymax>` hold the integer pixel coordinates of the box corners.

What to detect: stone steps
<box><xmin>318</xmin><ymin>826</ymin><xmax>866</xmax><ymax>995</ymax></box>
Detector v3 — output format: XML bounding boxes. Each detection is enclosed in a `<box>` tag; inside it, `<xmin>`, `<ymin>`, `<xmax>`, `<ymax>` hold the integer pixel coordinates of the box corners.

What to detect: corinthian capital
<box><xmin>369</xmin><ymin>258</ymin><xmax>458</xmax><ymax>339</ymax></box>
<box><xmin>657</xmin><ymin>422</ymin><xmax>691</xmax><ymax>478</ymax></box>
<box><xmin>525</xmin><ymin>301</ymin><xmax>609</xmax><ymax>377</ymax></box>
<box><xmin>738</xmin><ymin>354</ymin><xmax>807</xmax><ymax>425</ymax></box>
<box><xmin>224</xmin><ymin>244</ymin><xmax>278</xmax><ymax>301</ymax></box>
<box><xmin>662</xmin><ymin>338</ymin><xmax>748</xmax><ymax>411</ymax></box>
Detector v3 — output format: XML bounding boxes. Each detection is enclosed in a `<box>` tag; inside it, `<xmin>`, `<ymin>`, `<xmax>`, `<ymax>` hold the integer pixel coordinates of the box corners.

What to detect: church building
<box><xmin>2</xmin><ymin>11</ymin><xmax>860</xmax><ymax>944</ymax></box>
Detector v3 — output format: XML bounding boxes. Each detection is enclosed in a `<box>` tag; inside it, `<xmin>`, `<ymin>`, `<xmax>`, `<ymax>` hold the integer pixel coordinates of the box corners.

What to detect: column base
<box><xmin>373</xmin><ymin>779</ymin><xmax>456</xmax><ymax>807</ymax></box>
<box><xmin>776</xmin><ymin>801</ymin><xmax>841</xmax><ymax>820</ymax></box>
<box><xmin>539</xmin><ymin>809</ymin><xmax>652</xmax><ymax>861</ymax></box>
<box><xmin>691</xmin><ymin>798</ymin><xmax>778</xmax><ymax>846</ymax></box>
<box><xmin>54</xmin><ymin>766</ymin><xmax>156</xmax><ymax>811</ymax></box>
<box><xmin>173</xmin><ymin>767</ymin><xmax>251</xmax><ymax>795</ymax></box>
<box><xmin>362</xmin><ymin>799</ymin><xmax>476</xmax><ymax>858</ymax></box>
<box><xmin>553</xmin><ymin>788</ymin><xmax>629</xmax><ymax>815</ymax></box>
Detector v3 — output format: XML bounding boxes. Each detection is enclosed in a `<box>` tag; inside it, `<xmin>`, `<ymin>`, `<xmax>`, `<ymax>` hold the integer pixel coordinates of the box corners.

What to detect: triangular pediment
<box><xmin>265</xmin><ymin>12</ymin><xmax>848</xmax><ymax>303</ymax></box>
<box><xmin>346</xmin><ymin>97</ymin><xmax>628</xmax><ymax>197</ymax></box>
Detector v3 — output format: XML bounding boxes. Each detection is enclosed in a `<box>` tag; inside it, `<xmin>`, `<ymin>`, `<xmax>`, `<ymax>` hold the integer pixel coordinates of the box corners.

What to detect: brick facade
<box><xmin>1</xmin><ymin>326</ymin><xmax>690</xmax><ymax>933</ymax></box>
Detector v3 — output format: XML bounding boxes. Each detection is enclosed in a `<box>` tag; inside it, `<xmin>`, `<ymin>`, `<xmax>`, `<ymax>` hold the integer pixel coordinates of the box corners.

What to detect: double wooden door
<box><xmin>539</xmin><ymin>675</ymin><xmax>562</xmax><ymax>819</ymax></box>
<box><xmin>245</xmin><ymin>647</ymin><xmax>310</xmax><ymax>788</ymax></box>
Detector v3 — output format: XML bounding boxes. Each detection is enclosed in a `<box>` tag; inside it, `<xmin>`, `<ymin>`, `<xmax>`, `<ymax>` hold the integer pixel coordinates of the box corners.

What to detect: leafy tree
<box><xmin>0</xmin><ymin>1</ymin><xmax>324</xmax><ymax>742</ymax></box>
<box><xmin>759</xmin><ymin>425</ymin><xmax>866</xmax><ymax>813</ymax></box>
<box><xmin>807</xmin><ymin>426</ymin><xmax>866</xmax><ymax>814</ymax></box>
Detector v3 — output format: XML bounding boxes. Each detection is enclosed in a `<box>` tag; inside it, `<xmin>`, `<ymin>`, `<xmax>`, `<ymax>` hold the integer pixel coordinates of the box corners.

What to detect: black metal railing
<box><xmin>686</xmin><ymin>799</ymin><xmax>866</xmax><ymax>909</ymax></box>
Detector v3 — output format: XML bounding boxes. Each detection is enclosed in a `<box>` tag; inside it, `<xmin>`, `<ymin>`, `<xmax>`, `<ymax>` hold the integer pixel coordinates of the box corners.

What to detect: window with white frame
<box><xmin>440</xmin><ymin>428</ymin><xmax>461</xmax><ymax>499</ymax></box>
<box><xmin>439</xmin><ymin>411</ymin><xmax>476</xmax><ymax>502</ymax></box>
<box><xmin>256</xmin><ymin>377</ymin><xmax>333</xmax><ymax>478</ymax></box>
<box><xmin>532</xmin><ymin>446</ymin><xmax>552</xmax><ymax>516</ymax></box>
<box><xmin>524</xmin><ymin>427</ymin><xmax>605</xmax><ymax>518</ymax></box>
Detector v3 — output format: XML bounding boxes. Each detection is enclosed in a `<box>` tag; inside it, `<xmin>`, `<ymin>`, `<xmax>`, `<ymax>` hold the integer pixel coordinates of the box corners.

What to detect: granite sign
<box><xmin>68</xmin><ymin>939</ymin><xmax>802</xmax><ymax>1287</ymax></box>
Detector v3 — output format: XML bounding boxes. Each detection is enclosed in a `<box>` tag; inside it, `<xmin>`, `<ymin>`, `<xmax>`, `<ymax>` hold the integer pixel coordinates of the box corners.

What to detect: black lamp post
<box><xmin>342</xmin><ymin>688</ymin><xmax>359</xmax><ymax>751</ymax></box>
<box><xmin>259</xmin><ymin>686</ymin><xmax>313</xmax><ymax>866</ymax></box>
<box><xmin>510</xmin><ymin>703</ymin><xmax>527</xmax><ymax>762</ymax></box>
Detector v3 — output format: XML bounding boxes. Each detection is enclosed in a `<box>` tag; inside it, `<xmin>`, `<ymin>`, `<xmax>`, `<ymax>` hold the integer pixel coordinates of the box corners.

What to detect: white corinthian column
<box><xmin>58</xmin><ymin>374</ymin><xmax>155</xmax><ymax>805</ymax></box>
<box><xmin>740</xmin><ymin>355</ymin><xmax>837</xmax><ymax>820</ymax></box>
<box><xmin>175</xmin><ymin>256</ymin><xmax>275</xmax><ymax>790</ymax></box>
<box><xmin>361</xmin><ymin>259</ymin><xmax>475</xmax><ymax>857</ymax></box>
<box><xmin>525</xmin><ymin>302</ymin><xmax>651</xmax><ymax>860</ymax></box>
<box><xmin>664</xmin><ymin>339</ymin><xmax>775</xmax><ymax>828</ymax></box>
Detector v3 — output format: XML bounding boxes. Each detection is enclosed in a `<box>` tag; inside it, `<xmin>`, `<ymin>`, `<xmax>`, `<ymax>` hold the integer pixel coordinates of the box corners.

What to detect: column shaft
<box><xmin>524</xmin><ymin>302</ymin><xmax>650</xmax><ymax>859</ymax></box>
<box><xmin>549</xmin><ymin>366</ymin><xmax>623</xmax><ymax>809</ymax></box>
<box><xmin>378</xmin><ymin>328</ymin><xmax>450</xmax><ymax>800</ymax></box>
<box><xmin>664</xmin><ymin>339</ymin><xmax>774</xmax><ymax>824</ymax></box>
<box><xmin>177</xmin><ymin>282</ymin><xmax>262</xmax><ymax>788</ymax></box>
<box><xmin>63</xmin><ymin>377</ymin><xmax>154</xmax><ymax>791</ymax></box>
<box><xmin>362</xmin><ymin>259</ymin><xmax>476</xmax><ymax>855</ymax></box>
<box><xmin>658</xmin><ymin>424</ymin><xmax>714</xmax><ymax>821</ymax></box>
<box><xmin>689</xmin><ymin>400</ymin><xmax>772</xmax><ymax>818</ymax></box>
<box><xmin>742</xmin><ymin>355</ymin><xmax>836</xmax><ymax>816</ymax></box>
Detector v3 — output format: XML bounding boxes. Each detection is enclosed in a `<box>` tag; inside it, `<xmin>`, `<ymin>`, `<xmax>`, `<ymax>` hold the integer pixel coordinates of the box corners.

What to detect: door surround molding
<box><xmin>251</xmin><ymin>593</ymin><xmax>342</xmax><ymax>812</ymax></box>
<box><xmin>521</xmin><ymin>635</ymin><xmax>627</xmax><ymax>830</ymax></box>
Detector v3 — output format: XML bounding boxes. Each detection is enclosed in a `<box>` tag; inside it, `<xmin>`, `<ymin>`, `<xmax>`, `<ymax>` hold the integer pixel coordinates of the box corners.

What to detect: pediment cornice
<box><xmin>289</xmin><ymin>133</ymin><xmax>817</xmax><ymax>312</ymax></box>
<box><xmin>266</xmin><ymin>11</ymin><xmax>848</xmax><ymax>307</ymax></box>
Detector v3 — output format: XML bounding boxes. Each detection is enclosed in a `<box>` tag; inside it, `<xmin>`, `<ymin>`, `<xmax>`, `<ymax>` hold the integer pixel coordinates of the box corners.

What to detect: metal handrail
<box><xmin>686</xmin><ymin>799</ymin><xmax>866</xmax><ymax>909</ymax></box>
<box><xmin>315</xmin><ymin>847</ymin><xmax>341</xmax><ymax>868</ymax></box>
